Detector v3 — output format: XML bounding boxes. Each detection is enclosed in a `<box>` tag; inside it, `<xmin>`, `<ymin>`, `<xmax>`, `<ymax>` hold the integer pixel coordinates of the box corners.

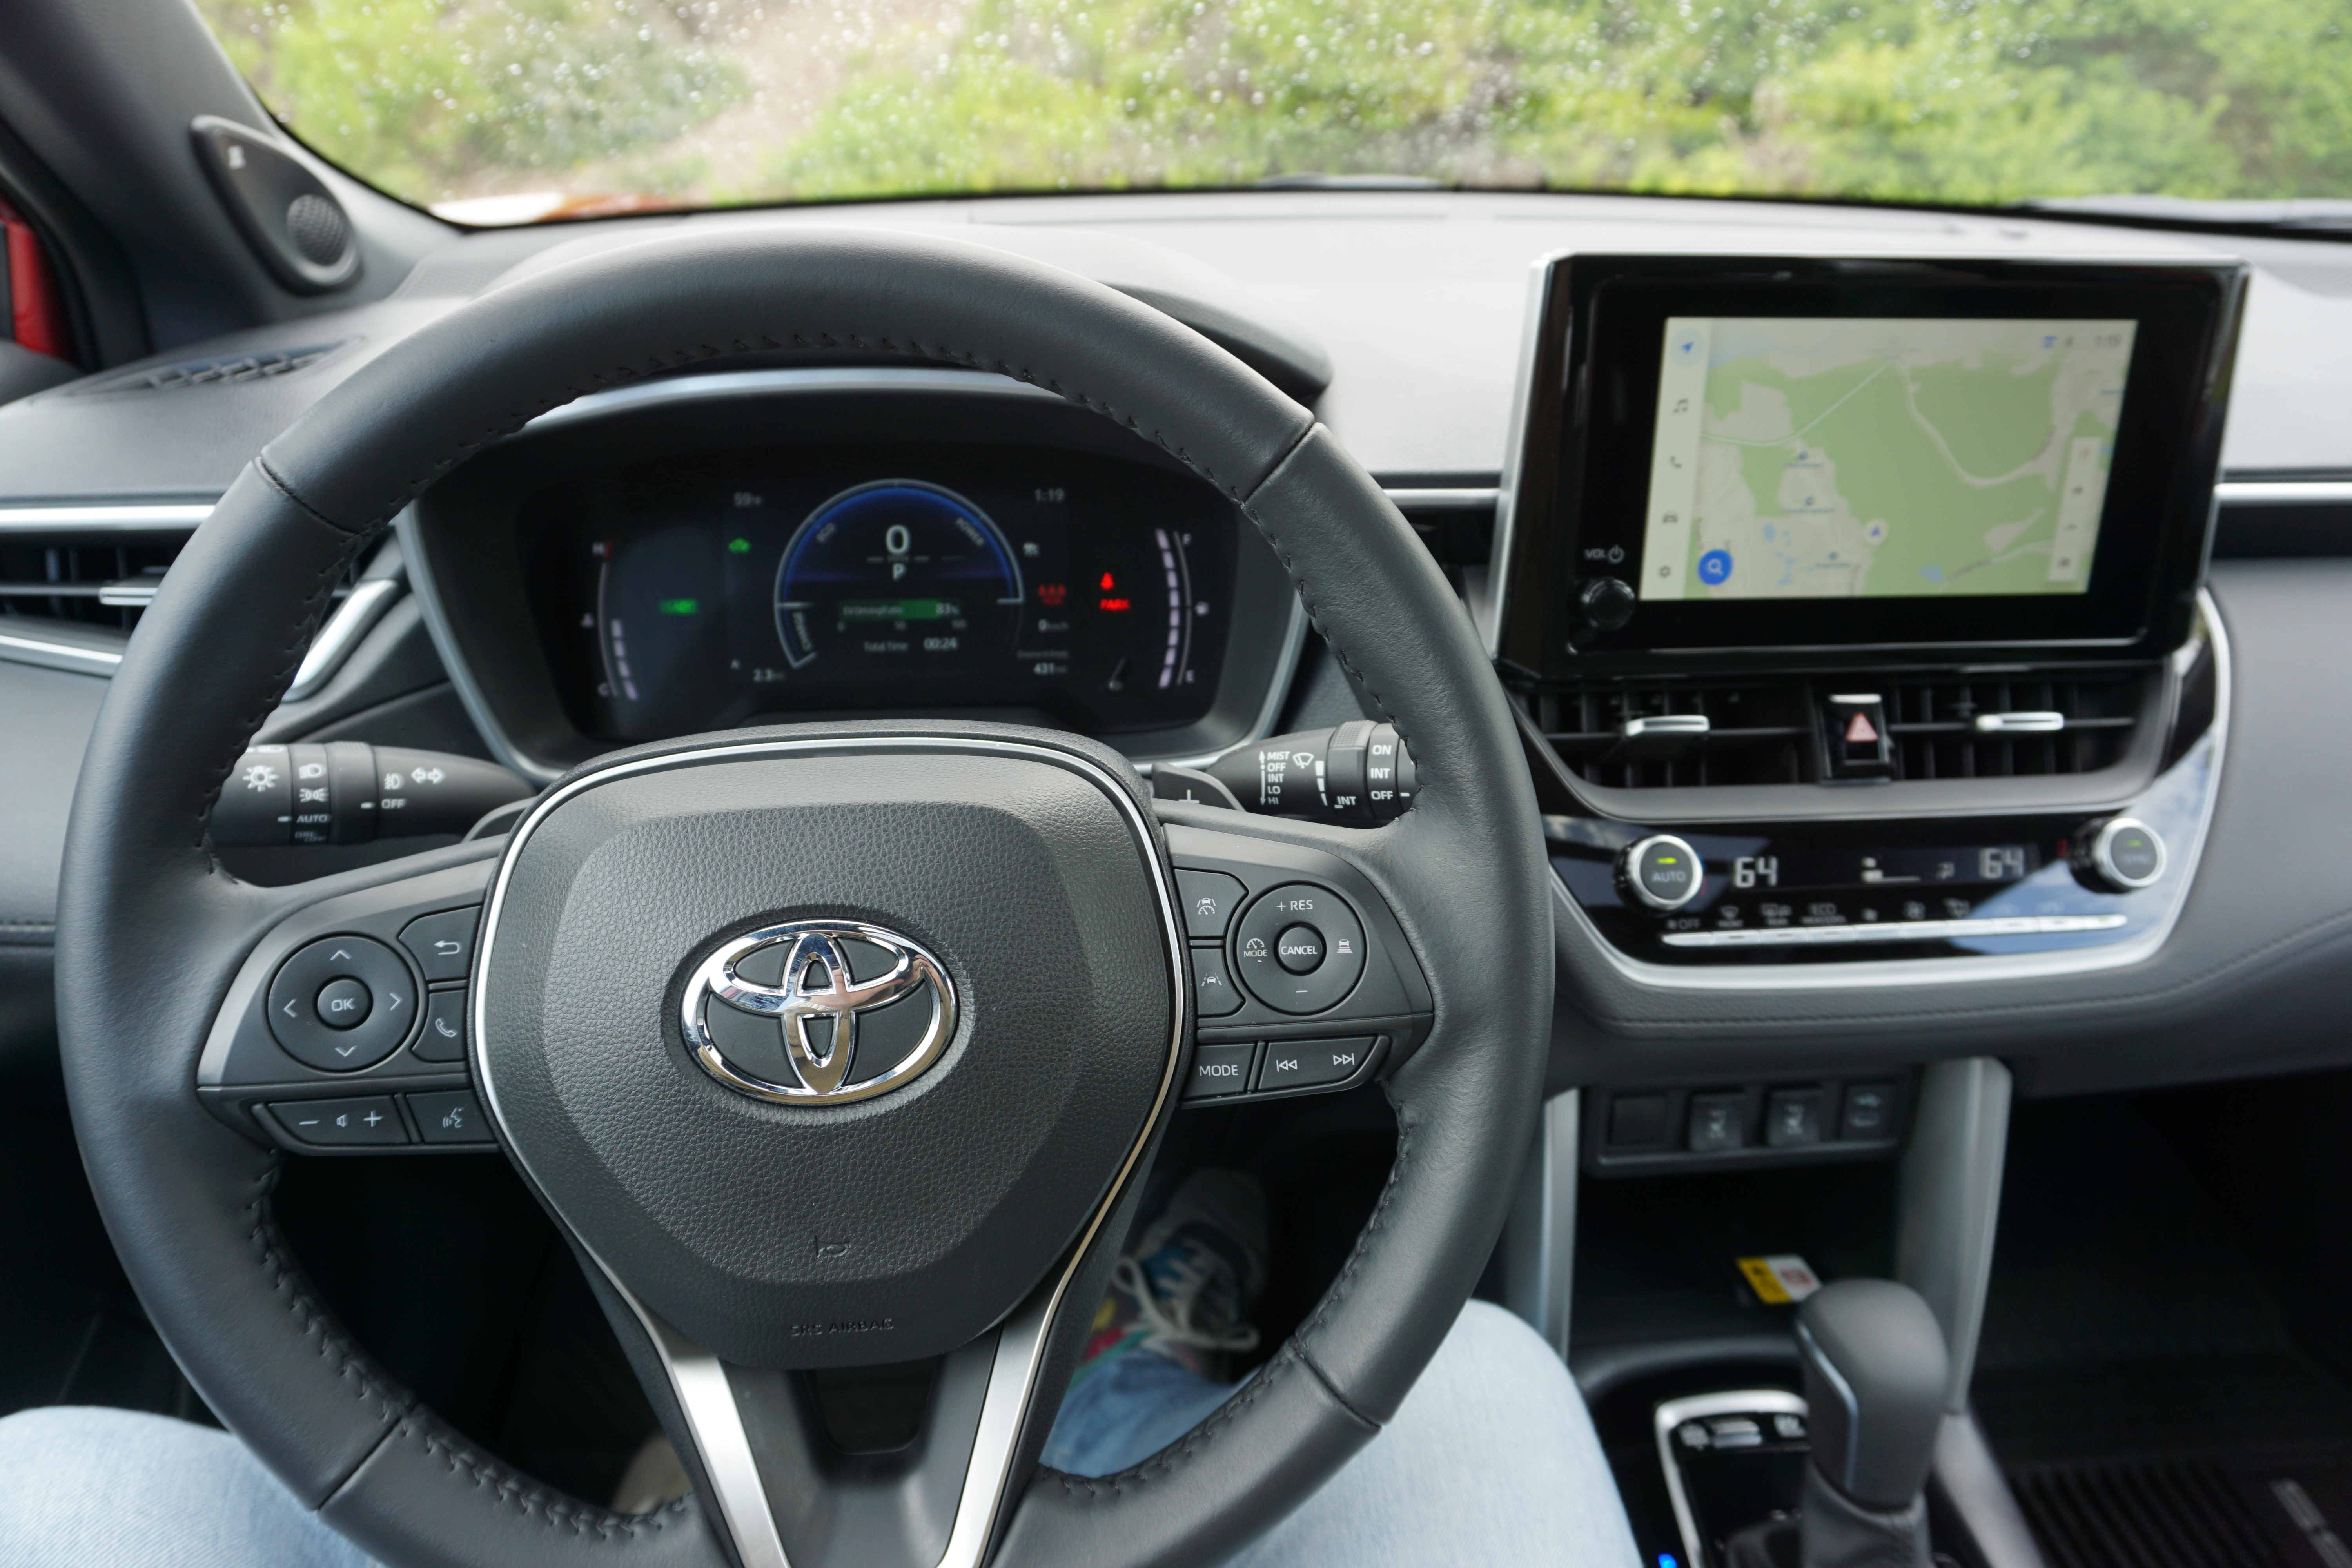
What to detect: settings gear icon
<box><xmin>240</xmin><ymin>763</ymin><xmax>280</xmax><ymax>793</ymax></box>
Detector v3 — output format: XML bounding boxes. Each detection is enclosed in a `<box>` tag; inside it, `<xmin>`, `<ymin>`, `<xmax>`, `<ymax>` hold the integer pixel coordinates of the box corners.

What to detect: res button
<box><xmin>1234</xmin><ymin>884</ymin><xmax>1366</xmax><ymax>1014</ymax></box>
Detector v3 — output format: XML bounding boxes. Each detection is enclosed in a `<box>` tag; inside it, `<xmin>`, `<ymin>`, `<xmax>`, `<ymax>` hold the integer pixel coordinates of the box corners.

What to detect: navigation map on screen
<box><xmin>1638</xmin><ymin>316</ymin><xmax>2136</xmax><ymax>601</ymax></box>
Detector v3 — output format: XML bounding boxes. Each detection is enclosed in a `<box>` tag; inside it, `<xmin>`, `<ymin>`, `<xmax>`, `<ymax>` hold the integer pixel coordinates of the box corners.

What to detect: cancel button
<box><xmin>1258</xmin><ymin>1036</ymin><xmax>1376</xmax><ymax>1093</ymax></box>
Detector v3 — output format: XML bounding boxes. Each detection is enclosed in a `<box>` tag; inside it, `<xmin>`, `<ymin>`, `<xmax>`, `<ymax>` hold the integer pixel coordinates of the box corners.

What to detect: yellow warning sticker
<box><xmin>1737</xmin><ymin>1254</ymin><xmax>1823</xmax><ymax>1305</ymax></box>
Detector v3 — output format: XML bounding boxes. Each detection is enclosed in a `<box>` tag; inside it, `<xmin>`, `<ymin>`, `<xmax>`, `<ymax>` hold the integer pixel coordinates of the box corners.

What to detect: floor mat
<box><xmin>1976</xmin><ymin>1096</ymin><xmax>2352</xmax><ymax>1568</ymax></box>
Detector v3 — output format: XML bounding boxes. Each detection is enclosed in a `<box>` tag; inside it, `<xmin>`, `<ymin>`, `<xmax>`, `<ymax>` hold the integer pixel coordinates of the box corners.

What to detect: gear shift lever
<box><xmin>1796</xmin><ymin>1279</ymin><xmax>1950</xmax><ymax>1568</ymax></box>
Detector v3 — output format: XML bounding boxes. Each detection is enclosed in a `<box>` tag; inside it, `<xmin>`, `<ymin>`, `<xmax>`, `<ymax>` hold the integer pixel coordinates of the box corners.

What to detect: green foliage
<box><xmin>764</xmin><ymin>0</ymin><xmax>2352</xmax><ymax>205</ymax></box>
<box><xmin>198</xmin><ymin>0</ymin><xmax>740</xmax><ymax>202</ymax></box>
<box><xmin>198</xmin><ymin>0</ymin><xmax>2352</xmax><ymax>210</ymax></box>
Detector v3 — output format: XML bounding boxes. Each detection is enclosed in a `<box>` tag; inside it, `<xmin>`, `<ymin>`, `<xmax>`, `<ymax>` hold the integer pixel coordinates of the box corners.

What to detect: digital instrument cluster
<box><xmin>524</xmin><ymin>446</ymin><xmax>1236</xmax><ymax>741</ymax></box>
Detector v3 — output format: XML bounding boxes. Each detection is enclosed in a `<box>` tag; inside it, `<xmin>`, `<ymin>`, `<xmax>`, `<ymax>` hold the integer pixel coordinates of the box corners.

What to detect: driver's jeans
<box><xmin>0</xmin><ymin>1301</ymin><xmax>1639</xmax><ymax>1567</ymax></box>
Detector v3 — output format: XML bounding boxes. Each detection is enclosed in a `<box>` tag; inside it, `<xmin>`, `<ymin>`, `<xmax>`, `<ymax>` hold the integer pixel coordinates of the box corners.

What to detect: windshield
<box><xmin>195</xmin><ymin>0</ymin><xmax>2352</xmax><ymax>224</ymax></box>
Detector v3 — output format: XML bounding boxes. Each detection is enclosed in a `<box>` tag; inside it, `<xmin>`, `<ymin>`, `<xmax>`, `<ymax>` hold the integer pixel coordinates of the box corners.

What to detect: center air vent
<box><xmin>1526</xmin><ymin>667</ymin><xmax>2149</xmax><ymax>790</ymax></box>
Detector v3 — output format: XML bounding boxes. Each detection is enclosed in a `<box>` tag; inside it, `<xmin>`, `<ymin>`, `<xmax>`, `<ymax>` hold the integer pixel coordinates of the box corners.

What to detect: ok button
<box><xmin>315</xmin><ymin>977</ymin><xmax>373</xmax><ymax>1029</ymax></box>
<box><xmin>1276</xmin><ymin>925</ymin><xmax>1325</xmax><ymax>974</ymax></box>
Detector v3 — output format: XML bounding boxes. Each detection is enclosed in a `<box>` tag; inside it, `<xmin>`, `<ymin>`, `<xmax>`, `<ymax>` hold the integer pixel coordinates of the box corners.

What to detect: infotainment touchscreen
<box><xmin>1495</xmin><ymin>256</ymin><xmax>2245</xmax><ymax>673</ymax></box>
<box><xmin>1638</xmin><ymin>316</ymin><xmax>2135</xmax><ymax>602</ymax></box>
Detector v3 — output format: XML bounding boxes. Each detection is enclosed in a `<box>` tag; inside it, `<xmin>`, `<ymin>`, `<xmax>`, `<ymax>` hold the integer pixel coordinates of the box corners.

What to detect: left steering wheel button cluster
<box><xmin>265</xmin><ymin>936</ymin><xmax>414</xmax><ymax>1071</ymax></box>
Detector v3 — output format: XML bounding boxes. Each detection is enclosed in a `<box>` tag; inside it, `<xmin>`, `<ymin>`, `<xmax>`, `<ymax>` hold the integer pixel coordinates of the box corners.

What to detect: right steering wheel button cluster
<box><xmin>1234</xmin><ymin>883</ymin><xmax>1366</xmax><ymax>1013</ymax></box>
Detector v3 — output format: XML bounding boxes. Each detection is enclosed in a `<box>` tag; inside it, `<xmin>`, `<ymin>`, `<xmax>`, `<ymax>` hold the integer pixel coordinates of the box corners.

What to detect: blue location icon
<box><xmin>1698</xmin><ymin>549</ymin><xmax>1733</xmax><ymax>586</ymax></box>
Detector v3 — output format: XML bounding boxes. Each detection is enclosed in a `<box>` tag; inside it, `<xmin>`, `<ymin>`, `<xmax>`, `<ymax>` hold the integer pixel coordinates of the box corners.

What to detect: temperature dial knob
<box><xmin>2072</xmin><ymin>817</ymin><xmax>2167</xmax><ymax>892</ymax></box>
<box><xmin>1621</xmin><ymin>835</ymin><xmax>1704</xmax><ymax>911</ymax></box>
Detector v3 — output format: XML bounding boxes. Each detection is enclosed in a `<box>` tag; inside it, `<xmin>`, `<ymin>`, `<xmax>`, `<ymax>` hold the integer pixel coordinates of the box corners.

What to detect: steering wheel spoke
<box><xmin>600</xmin><ymin>1256</ymin><xmax>1080</xmax><ymax>1568</ymax></box>
<box><xmin>196</xmin><ymin>846</ymin><xmax>504</xmax><ymax>1154</ymax></box>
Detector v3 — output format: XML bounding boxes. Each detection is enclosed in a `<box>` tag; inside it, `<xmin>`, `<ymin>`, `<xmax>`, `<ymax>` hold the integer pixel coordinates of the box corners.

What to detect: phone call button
<box><xmin>412</xmin><ymin>988</ymin><xmax>468</xmax><ymax>1063</ymax></box>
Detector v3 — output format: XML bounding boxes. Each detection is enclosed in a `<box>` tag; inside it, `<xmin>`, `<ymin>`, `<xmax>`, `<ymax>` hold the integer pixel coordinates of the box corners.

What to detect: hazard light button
<box><xmin>1822</xmin><ymin>693</ymin><xmax>1894</xmax><ymax>781</ymax></box>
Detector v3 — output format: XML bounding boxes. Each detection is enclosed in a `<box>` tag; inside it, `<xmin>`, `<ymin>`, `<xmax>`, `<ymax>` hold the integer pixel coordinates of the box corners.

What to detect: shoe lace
<box><xmin>1111</xmin><ymin>1250</ymin><xmax>1261</xmax><ymax>1354</ymax></box>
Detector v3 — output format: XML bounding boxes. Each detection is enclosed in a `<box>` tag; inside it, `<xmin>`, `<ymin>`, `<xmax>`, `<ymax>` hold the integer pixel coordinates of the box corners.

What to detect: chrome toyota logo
<box><xmin>682</xmin><ymin>920</ymin><xmax>956</xmax><ymax>1105</ymax></box>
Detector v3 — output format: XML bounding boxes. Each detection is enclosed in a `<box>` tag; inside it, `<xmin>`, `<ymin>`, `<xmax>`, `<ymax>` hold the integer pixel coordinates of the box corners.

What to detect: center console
<box><xmin>1492</xmin><ymin>254</ymin><xmax>2247</xmax><ymax>979</ymax></box>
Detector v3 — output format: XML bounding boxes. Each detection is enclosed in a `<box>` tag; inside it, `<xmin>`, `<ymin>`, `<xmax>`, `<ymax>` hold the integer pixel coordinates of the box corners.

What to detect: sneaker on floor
<box><xmin>1074</xmin><ymin>1168</ymin><xmax>1270</xmax><ymax>1386</ymax></box>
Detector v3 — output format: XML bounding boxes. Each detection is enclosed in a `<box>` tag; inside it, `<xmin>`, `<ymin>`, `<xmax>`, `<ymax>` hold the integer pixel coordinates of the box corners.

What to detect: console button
<box><xmin>1257</xmin><ymin>1037</ymin><xmax>1374</xmax><ymax>1093</ymax></box>
<box><xmin>1234</xmin><ymin>885</ymin><xmax>1366</xmax><ymax>1014</ymax></box>
<box><xmin>1689</xmin><ymin>1093</ymin><xmax>1745</xmax><ymax>1152</ymax></box>
<box><xmin>1840</xmin><ymin>1083</ymin><xmax>1897</xmax><ymax>1140</ymax></box>
<box><xmin>412</xmin><ymin>989</ymin><xmax>468</xmax><ymax>1062</ymax></box>
<box><xmin>267</xmin><ymin>936</ymin><xmax>414</xmax><ymax>1071</ymax></box>
<box><xmin>270</xmin><ymin>1096</ymin><xmax>407</xmax><ymax>1147</ymax></box>
<box><xmin>1608</xmin><ymin>1093</ymin><xmax>1670</xmax><ymax>1147</ymax></box>
<box><xmin>1765</xmin><ymin>1089</ymin><xmax>1826</xmax><ymax>1148</ymax></box>
<box><xmin>1621</xmin><ymin>835</ymin><xmax>1704</xmax><ymax>912</ymax></box>
<box><xmin>1191</xmin><ymin>948</ymin><xmax>1243</xmax><ymax>1019</ymax></box>
<box><xmin>399</xmin><ymin>907</ymin><xmax>481</xmax><ymax>983</ymax></box>
<box><xmin>2074</xmin><ymin>817</ymin><xmax>2166</xmax><ymax>892</ymax></box>
<box><xmin>1175</xmin><ymin>870</ymin><xmax>1246</xmax><ymax>940</ymax></box>
<box><xmin>1276</xmin><ymin>925</ymin><xmax>1325</xmax><ymax>974</ymax></box>
<box><xmin>1183</xmin><ymin>1042</ymin><xmax>1257</xmax><ymax>1101</ymax></box>
<box><xmin>407</xmin><ymin>1090</ymin><xmax>495</xmax><ymax>1145</ymax></box>
<box><xmin>314</xmin><ymin>977</ymin><xmax>372</xmax><ymax>1030</ymax></box>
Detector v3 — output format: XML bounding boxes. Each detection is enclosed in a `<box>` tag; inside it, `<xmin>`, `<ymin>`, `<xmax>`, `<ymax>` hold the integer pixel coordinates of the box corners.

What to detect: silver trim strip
<box><xmin>2214</xmin><ymin>479</ymin><xmax>2352</xmax><ymax>506</ymax></box>
<box><xmin>1555</xmin><ymin>586</ymin><xmax>2230</xmax><ymax>990</ymax></box>
<box><xmin>1381</xmin><ymin>487</ymin><xmax>1501</xmax><ymax>510</ymax></box>
<box><xmin>1796</xmin><ymin>1321</ymin><xmax>1862</xmax><ymax>1493</ymax></box>
<box><xmin>0</xmin><ymin>628</ymin><xmax>123</xmax><ymax>671</ymax></box>
<box><xmin>1661</xmin><ymin>913</ymin><xmax>2125</xmax><ymax>947</ymax></box>
<box><xmin>0</xmin><ymin>503</ymin><xmax>213</xmax><ymax>533</ymax></box>
<box><xmin>286</xmin><ymin>577</ymin><xmax>403</xmax><ymax>702</ymax></box>
<box><xmin>469</xmin><ymin>733</ymin><xmax>1192</xmax><ymax>1568</ymax></box>
<box><xmin>527</xmin><ymin>367</ymin><xmax>1061</xmax><ymax>428</ymax></box>
<box><xmin>1973</xmin><ymin>710</ymin><xmax>2065</xmax><ymax>734</ymax></box>
<box><xmin>1654</xmin><ymin>1389</ymin><xmax>1809</xmax><ymax>1568</ymax></box>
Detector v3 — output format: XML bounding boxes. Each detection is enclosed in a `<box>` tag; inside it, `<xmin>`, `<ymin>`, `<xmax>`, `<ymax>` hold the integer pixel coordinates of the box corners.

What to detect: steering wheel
<box><xmin>54</xmin><ymin>228</ymin><xmax>1551</xmax><ymax>1568</ymax></box>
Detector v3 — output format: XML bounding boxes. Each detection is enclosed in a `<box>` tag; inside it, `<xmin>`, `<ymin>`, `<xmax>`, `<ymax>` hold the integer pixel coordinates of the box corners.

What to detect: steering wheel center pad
<box><xmin>54</xmin><ymin>225</ymin><xmax>1554</xmax><ymax>1568</ymax></box>
<box><xmin>477</xmin><ymin>735</ymin><xmax>1178</xmax><ymax>1367</ymax></box>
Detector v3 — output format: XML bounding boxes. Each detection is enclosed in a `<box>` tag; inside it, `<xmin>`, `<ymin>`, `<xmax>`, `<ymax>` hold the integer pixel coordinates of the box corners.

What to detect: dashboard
<box><xmin>2</xmin><ymin>188</ymin><xmax>2350</xmax><ymax>1105</ymax></box>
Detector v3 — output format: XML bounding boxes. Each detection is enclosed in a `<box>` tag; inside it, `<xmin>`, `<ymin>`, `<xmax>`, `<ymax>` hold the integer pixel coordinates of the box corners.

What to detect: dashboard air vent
<box><xmin>1526</xmin><ymin>666</ymin><xmax>2145</xmax><ymax>789</ymax></box>
<box><xmin>0</xmin><ymin>537</ymin><xmax>181</xmax><ymax>630</ymax></box>
<box><xmin>1528</xmin><ymin>677</ymin><xmax>1812</xmax><ymax>789</ymax></box>
<box><xmin>78</xmin><ymin>341</ymin><xmax>348</xmax><ymax>395</ymax></box>
<box><xmin>1880</xmin><ymin>671</ymin><xmax>2140</xmax><ymax>780</ymax></box>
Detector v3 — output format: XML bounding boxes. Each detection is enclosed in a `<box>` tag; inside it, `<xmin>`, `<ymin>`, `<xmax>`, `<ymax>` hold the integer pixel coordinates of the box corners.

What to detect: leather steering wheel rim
<box><xmin>54</xmin><ymin>226</ymin><xmax>1552</xmax><ymax>1568</ymax></box>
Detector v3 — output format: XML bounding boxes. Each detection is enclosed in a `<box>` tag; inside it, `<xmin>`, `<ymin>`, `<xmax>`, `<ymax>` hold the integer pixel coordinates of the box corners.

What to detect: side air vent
<box><xmin>1526</xmin><ymin>666</ymin><xmax>2148</xmax><ymax>790</ymax></box>
<box><xmin>75</xmin><ymin>341</ymin><xmax>348</xmax><ymax>396</ymax></box>
<box><xmin>0</xmin><ymin>537</ymin><xmax>181</xmax><ymax>630</ymax></box>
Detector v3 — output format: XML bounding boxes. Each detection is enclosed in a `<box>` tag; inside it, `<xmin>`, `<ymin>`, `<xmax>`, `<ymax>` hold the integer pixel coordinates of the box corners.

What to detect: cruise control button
<box><xmin>1176</xmin><ymin>870</ymin><xmax>1247</xmax><ymax>940</ymax></box>
<box><xmin>1191</xmin><ymin>948</ymin><xmax>1243</xmax><ymax>1019</ymax></box>
<box><xmin>412</xmin><ymin>988</ymin><xmax>468</xmax><ymax>1062</ymax></box>
<box><xmin>266</xmin><ymin>936</ymin><xmax>414</xmax><ymax>1072</ymax></box>
<box><xmin>1256</xmin><ymin>1036</ymin><xmax>1374</xmax><ymax>1093</ymax></box>
<box><xmin>1183</xmin><ymin>1042</ymin><xmax>1258</xmax><ymax>1101</ymax></box>
<box><xmin>408</xmin><ymin>1090</ymin><xmax>495</xmax><ymax>1145</ymax></box>
<box><xmin>399</xmin><ymin>906</ymin><xmax>481</xmax><ymax>983</ymax></box>
<box><xmin>314</xmin><ymin>977</ymin><xmax>372</xmax><ymax>1029</ymax></box>
<box><xmin>1276</xmin><ymin>925</ymin><xmax>1325</xmax><ymax>974</ymax></box>
<box><xmin>269</xmin><ymin>1096</ymin><xmax>407</xmax><ymax>1147</ymax></box>
<box><xmin>1234</xmin><ymin>884</ymin><xmax>1367</xmax><ymax>1014</ymax></box>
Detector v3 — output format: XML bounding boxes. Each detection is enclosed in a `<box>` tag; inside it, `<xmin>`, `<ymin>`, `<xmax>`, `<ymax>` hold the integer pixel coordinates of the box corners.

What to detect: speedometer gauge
<box><xmin>773</xmin><ymin>481</ymin><xmax>1024</xmax><ymax>668</ymax></box>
